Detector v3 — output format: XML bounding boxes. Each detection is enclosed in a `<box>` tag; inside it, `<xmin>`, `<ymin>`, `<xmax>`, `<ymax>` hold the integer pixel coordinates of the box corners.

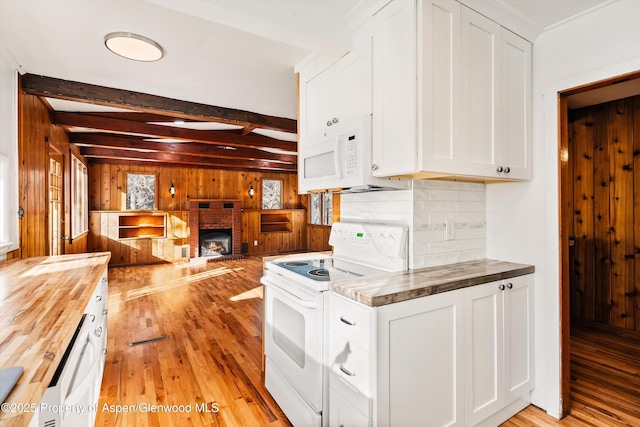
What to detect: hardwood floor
<box><xmin>501</xmin><ymin>326</ymin><xmax>640</xmax><ymax>427</ymax></box>
<box><xmin>97</xmin><ymin>258</ymin><xmax>640</xmax><ymax>427</ymax></box>
<box><xmin>96</xmin><ymin>257</ymin><xmax>291</xmax><ymax>427</ymax></box>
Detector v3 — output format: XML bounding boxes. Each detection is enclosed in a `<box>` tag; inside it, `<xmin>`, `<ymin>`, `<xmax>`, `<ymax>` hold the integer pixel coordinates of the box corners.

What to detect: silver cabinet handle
<box><xmin>327</xmin><ymin>120</ymin><xmax>333</xmax><ymax>126</ymax></box>
<box><xmin>339</xmin><ymin>364</ymin><xmax>356</xmax><ymax>377</ymax></box>
<box><xmin>95</xmin><ymin>326</ymin><xmax>103</xmax><ymax>337</ymax></box>
<box><xmin>506</xmin><ymin>282</ymin><xmax>513</xmax><ymax>289</ymax></box>
<box><xmin>103</xmin><ymin>309</ymin><xmax>108</xmax><ymax>316</ymax></box>
<box><xmin>504</xmin><ymin>166</ymin><xmax>511</xmax><ymax>173</ymax></box>
<box><xmin>496</xmin><ymin>166</ymin><xmax>504</xmax><ymax>172</ymax></box>
<box><xmin>90</xmin><ymin>314</ymin><xmax>96</xmax><ymax>323</ymax></box>
<box><xmin>96</xmin><ymin>295</ymin><xmax>102</xmax><ymax>302</ymax></box>
<box><xmin>499</xmin><ymin>284</ymin><xmax>506</xmax><ymax>291</ymax></box>
<box><xmin>339</xmin><ymin>316</ymin><xmax>356</xmax><ymax>326</ymax></box>
<box><xmin>372</xmin><ymin>164</ymin><xmax>379</xmax><ymax>171</ymax></box>
<box><xmin>103</xmin><ymin>348</ymin><xmax>107</xmax><ymax>356</ymax></box>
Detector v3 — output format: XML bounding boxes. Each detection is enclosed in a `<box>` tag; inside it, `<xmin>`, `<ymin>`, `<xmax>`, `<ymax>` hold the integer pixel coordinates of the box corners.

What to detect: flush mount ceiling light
<box><xmin>104</xmin><ymin>32</ymin><xmax>164</xmax><ymax>62</ymax></box>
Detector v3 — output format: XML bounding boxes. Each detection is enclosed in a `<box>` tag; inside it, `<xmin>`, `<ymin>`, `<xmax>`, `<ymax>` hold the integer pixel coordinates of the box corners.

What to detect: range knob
<box><xmin>378</xmin><ymin>234</ymin><xmax>386</xmax><ymax>245</ymax></box>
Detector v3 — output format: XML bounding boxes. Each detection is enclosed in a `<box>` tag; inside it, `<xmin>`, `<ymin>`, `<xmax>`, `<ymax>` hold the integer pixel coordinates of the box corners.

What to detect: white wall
<box><xmin>341</xmin><ymin>180</ymin><xmax>486</xmax><ymax>269</ymax></box>
<box><xmin>0</xmin><ymin>45</ymin><xmax>19</xmax><ymax>260</ymax></box>
<box><xmin>486</xmin><ymin>0</ymin><xmax>640</xmax><ymax>417</ymax></box>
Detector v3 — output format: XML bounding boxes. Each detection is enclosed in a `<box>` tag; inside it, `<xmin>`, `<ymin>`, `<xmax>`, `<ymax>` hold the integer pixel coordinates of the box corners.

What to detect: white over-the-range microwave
<box><xmin>298</xmin><ymin>114</ymin><xmax>409</xmax><ymax>194</ymax></box>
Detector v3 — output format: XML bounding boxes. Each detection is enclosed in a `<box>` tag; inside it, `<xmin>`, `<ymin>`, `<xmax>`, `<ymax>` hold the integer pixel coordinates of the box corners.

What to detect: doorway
<box><xmin>559</xmin><ymin>71</ymin><xmax>640</xmax><ymax>418</ymax></box>
<box><xmin>48</xmin><ymin>151</ymin><xmax>63</xmax><ymax>256</ymax></box>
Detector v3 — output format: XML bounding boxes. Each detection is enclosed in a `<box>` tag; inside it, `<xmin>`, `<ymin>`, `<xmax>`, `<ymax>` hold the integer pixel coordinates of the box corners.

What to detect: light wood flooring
<box><xmin>502</xmin><ymin>325</ymin><xmax>640</xmax><ymax>427</ymax></box>
<box><xmin>97</xmin><ymin>257</ymin><xmax>640</xmax><ymax>426</ymax></box>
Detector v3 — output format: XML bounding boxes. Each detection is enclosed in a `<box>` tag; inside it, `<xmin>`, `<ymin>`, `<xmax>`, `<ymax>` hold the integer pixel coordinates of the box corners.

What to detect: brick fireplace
<box><xmin>188</xmin><ymin>199</ymin><xmax>242</xmax><ymax>258</ymax></box>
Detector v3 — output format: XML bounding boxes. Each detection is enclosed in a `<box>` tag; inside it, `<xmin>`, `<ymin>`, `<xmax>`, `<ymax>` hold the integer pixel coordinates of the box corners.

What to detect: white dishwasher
<box><xmin>29</xmin><ymin>272</ymin><xmax>108</xmax><ymax>427</ymax></box>
<box><xmin>29</xmin><ymin>313</ymin><xmax>102</xmax><ymax>427</ymax></box>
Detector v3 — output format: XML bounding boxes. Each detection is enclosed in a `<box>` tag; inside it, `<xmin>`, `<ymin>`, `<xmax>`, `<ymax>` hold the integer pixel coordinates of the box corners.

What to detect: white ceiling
<box><xmin>0</xmin><ymin>0</ymin><xmax>617</xmax><ymax>121</ymax></box>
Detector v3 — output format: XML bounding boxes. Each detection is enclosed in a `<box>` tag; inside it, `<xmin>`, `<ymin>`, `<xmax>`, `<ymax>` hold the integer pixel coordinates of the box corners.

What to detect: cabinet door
<box><xmin>371</xmin><ymin>0</ymin><xmax>417</xmax><ymax>177</ymax></box>
<box><xmin>303</xmin><ymin>66</ymin><xmax>337</xmax><ymax>140</ymax></box>
<box><xmin>420</xmin><ymin>0</ymin><xmax>461</xmax><ymax>174</ymax></box>
<box><xmin>330</xmin><ymin>387</ymin><xmax>371</xmax><ymax>427</ymax></box>
<box><xmin>336</xmin><ymin>33</ymin><xmax>372</xmax><ymax>121</ymax></box>
<box><xmin>377</xmin><ymin>290</ymin><xmax>464</xmax><ymax>427</ymax></box>
<box><xmin>464</xmin><ymin>281</ymin><xmax>504</xmax><ymax>425</ymax></box>
<box><xmin>460</xmin><ymin>7</ymin><xmax>501</xmax><ymax>178</ymax></box>
<box><xmin>501</xmin><ymin>29</ymin><xmax>532</xmax><ymax>180</ymax></box>
<box><xmin>503</xmin><ymin>275</ymin><xmax>534</xmax><ymax>403</ymax></box>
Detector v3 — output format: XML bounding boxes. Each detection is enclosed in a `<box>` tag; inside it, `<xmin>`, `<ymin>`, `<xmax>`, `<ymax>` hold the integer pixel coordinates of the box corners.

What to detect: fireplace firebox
<box><xmin>200</xmin><ymin>230</ymin><xmax>232</xmax><ymax>257</ymax></box>
<box><xmin>189</xmin><ymin>199</ymin><xmax>242</xmax><ymax>259</ymax></box>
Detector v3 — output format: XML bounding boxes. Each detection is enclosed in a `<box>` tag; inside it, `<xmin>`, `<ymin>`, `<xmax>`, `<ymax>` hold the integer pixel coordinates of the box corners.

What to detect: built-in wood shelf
<box><xmin>118</xmin><ymin>213</ymin><xmax>167</xmax><ymax>240</ymax></box>
<box><xmin>260</xmin><ymin>212</ymin><xmax>292</xmax><ymax>233</ymax></box>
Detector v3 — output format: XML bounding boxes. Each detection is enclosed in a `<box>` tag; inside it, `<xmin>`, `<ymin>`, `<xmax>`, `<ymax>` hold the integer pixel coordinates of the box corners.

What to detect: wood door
<box><xmin>569</xmin><ymin>96</ymin><xmax>639</xmax><ymax>331</ymax></box>
<box><xmin>49</xmin><ymin>153</ymin><xmax>63</xmax><ymax>255</ymax></box>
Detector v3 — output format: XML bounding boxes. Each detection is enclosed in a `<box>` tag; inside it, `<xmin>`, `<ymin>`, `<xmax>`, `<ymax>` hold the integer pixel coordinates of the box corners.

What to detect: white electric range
<box><xmin>261</xmin><ymin>221</ymin><xmax>408</xmax><ymax>427</ymax></box>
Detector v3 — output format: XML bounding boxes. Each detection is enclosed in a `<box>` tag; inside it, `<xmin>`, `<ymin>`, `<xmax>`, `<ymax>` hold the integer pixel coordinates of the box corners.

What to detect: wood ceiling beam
<box><xmin>81</xmin><ymin>147</ymin><xmax>296</xmax><ymax>172</ymax></box>
<box><xmin>21</xmin><ymin>73</ymin><xmax>297</xmax><ymax>133</ymax></box>
<box><xmin>52</xmin><ymin>112</ymin><xmax>297</xmax><ymax>151</ymax></box>
<box><xmin>70</xmin><ymin>133</ymin><xmax>297</xmax><ymax>164</ymax></box>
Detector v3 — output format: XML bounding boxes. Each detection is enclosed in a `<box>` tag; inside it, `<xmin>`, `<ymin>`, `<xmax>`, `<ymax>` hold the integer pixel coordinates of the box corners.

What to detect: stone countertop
<box><xmin>0</xmin><ymin>252</ymin><xmax>111</xmax><ymax>427</ymax></box>
<box><xmin>330</xmin><ymin>258</ymin><xmax>534</xmax><ymax>307</ymax></box>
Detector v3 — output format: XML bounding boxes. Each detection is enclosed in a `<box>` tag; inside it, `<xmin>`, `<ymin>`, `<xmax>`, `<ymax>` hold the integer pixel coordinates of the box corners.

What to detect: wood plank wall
<box><xmin>88</xmin><ymin>163</ymin><xmax>317</xmax><ymax>262</ymax></box>
<box><xmin>569</xmin><ymin>96</ymin><xmax>640</xmax><ymax>331</ymax></box>
<box><xmin>18</xmin><ymin>92</ymin><xmax>88</xmax><ymax>258</ymax></box>
<box><xmin>17</xmin><ymin>92</ymin><xmax>336</xmax><ymax>261</ymax></box>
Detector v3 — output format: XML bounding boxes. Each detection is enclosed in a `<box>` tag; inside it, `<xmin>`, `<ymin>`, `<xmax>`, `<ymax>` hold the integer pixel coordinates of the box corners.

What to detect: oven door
<box><xmin>262</xmin><ymin>273</ymin><xmax>324</xmax><ymax>412</ymax></box>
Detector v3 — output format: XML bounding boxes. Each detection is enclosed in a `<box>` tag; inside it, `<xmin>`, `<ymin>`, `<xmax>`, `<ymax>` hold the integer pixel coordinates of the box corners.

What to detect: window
<box><xmin>310</xmin><ymin>192</ymin><xmax>333</xmax><ymax>226</ymax></box>
<box><xmin>126</xmin><ymin>173</ymin><xmax>157</xmax><ymax>210</ymax></box>
<box><xmin>71</xmin><ymin>155</ymin><xmax>88</xmax><ymax>238</ymax></box>
<box><xmin>262</xmin><ymin>179</ymin><xmax>282</xmax><ymax>210</ymax></box>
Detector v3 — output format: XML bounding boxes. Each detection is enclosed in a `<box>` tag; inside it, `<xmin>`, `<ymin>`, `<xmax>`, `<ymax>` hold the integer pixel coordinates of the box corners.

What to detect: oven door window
<box><xmin>273</xmin><ymin>298</ymin><xmax>305</xmax><ymax>368</ymax></box>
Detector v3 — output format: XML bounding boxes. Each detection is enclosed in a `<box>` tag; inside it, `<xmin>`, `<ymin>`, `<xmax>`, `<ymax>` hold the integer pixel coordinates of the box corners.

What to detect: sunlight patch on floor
<box><xmin>125</xmin><ymin>267</ymin><xmax>234</xmax><ymax>300</ymax></box>
<box><xmin>229</xmin><ymin>285</ymin><xmax>263</xmax><ymax>302</ymax></box>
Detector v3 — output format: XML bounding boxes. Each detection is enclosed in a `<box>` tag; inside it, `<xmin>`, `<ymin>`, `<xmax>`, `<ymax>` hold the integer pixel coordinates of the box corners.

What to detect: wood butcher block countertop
<box><xmin>0</xmin><ymin>252</ymin><xmax>110</xmax><ymax>427</ymax></box>
<box><xmin>330</xmin><ymin>258</ymin><xmax>534</xmax><ymax>307</ymax></box>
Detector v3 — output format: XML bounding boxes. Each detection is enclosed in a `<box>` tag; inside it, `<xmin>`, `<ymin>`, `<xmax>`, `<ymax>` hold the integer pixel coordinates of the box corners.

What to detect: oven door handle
<box><xmin>260</xmin><ymin>277</ymin><xmax>320</xmax><ymax>309</ymax></box>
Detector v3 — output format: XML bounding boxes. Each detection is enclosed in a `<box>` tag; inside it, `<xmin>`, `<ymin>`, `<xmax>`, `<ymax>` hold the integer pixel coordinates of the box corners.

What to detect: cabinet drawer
<box><xmin>329</xmin><ymin>332</ymin><xmax>371</xmax><ymax>417</ymax></box>
<box><xmin>329</xmin><ymin>294</ymin><xmax>372</xmax><ymax>349</ymax></box>
<box><xmin>330</xmin><ymin>387</ymin><xmax>370</xmax><ymax>427</ymax></box>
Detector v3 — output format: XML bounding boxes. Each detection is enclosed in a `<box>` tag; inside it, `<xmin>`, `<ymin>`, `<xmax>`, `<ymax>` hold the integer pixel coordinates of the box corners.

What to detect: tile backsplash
<box><xmin>340</xmin><ymin>180</ymin><xmax>486</xmax><ymax>269</ymax></box>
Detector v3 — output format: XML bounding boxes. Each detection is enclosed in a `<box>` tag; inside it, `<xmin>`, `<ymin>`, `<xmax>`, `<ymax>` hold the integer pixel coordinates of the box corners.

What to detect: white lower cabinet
<box><xmin>328</xmin><ymin>274</ymin><xmax>533</xmax><ymax>427</ymax></box>
<box><xmin>465</xmin><ymin>274</ymin><xmax>534</xmax><ymax>426</ymax></box>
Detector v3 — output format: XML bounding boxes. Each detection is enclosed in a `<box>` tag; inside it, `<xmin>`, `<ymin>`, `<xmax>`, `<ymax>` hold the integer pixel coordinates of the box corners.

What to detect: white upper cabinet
<box><xmin>460</xmin><ymin>6</ymin><xmax>501</xmax><ymax>178</ymax></box>
<box><xmin>299</xmin><ymin>31</ymin><xmax>372</xmax><ymax>145</ymax></box>
<box><xmin>500</xmin><ymin>29</ymin><xmax>532</xmax><ymax>180</ymax></box>
<box><xmin>461</xmin><ymin>7</ymin><xmax>532</xmax><ymax>180</ymax></box>
<box><xmin>370</xmin><ymin>0</ymin><xmax>531</xmax><ymax>181</ymax></box>
<box><xmin>371</xmin><ymin>0</ymin><xmax>417</xmax><ymax>177</ymax></box>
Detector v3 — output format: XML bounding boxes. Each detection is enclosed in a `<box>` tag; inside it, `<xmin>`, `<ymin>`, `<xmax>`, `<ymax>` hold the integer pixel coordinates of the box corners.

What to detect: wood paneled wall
<box><xmin>569</xmin><ymin>96</ymin><xmax>640</xmax><ymax>331</ymax></box>
<box><xmin>18</xmin><ymin>92</ymin><xmax>337</xmax><ymax>261</ymax></box>
<box><xmin>18</xmin><ymin>92</ymin><xmax>88</xmax><ymax>258</ymax></box>
<box><xmin>88</xmin><ymin>163</ymin><xmax>302</xmax><ymax>212</ymax></box>
<box><xmin>243</xmin><ymin>209</ymin><xmax>307</xmax><ymax>254</ymax></box>
<box><xmin>88</xmin><ymin>163</ymin><xmax>318</xmax><ymax>261</ymax></box>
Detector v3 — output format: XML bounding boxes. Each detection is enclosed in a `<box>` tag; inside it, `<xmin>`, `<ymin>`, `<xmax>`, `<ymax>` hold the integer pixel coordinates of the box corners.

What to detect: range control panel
<box><xmin>329</xmin><ymin>221</ymin><xmax>408</xmax><ymax>264</ymax></box>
